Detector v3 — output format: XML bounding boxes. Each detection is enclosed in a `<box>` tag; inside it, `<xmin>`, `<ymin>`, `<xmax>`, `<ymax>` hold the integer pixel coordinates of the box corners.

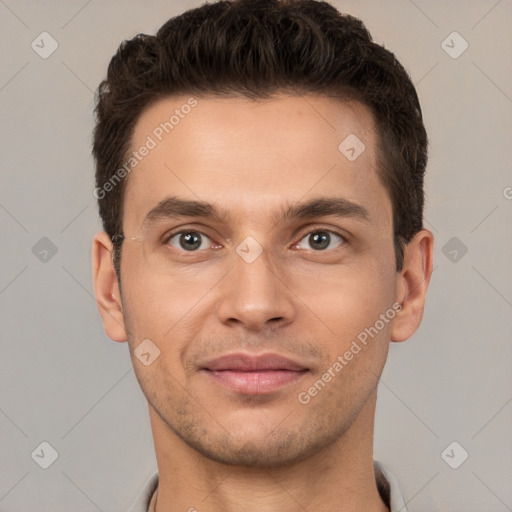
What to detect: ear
<box><xmin>92</xmin><ymin>231</ymin><xmax>128</xmax><ymax>342</ymax></box>
<box><xmin>391</xmin><ymin>229</ymin><xmax>434</xmax><ymax>342</ymax></box>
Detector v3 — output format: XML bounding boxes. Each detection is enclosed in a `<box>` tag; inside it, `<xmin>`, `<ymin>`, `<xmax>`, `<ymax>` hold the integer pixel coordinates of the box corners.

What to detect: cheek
<box><xmin>119</xmin><ymin>250</ymin><xmax>225</xmax><ymax>337</ymax></box>
<box><xmin>295</xmin><ymin>265</ymin><xmax>394</xmax><ymax>403</ymax></box>
<box><xmin>119</xmin><ymin>264</ymin><xmax>231</xmax><ymax>392</ymax></box>
<box><xmin>288</xmin><ymin>256</ymin><xmax>397</xmax><ymax>340</ymax></box>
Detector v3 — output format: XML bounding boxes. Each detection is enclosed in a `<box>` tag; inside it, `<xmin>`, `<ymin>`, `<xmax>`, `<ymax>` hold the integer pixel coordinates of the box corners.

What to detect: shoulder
<box><xmin>374</xmin><ymin>460</ymin><xmax>408</xmax><ymax>512</ymax></box>
<box><xmin>127</xmin><ymin>471</ymin><xmax>159</xmax><ymax>512</ymax></box>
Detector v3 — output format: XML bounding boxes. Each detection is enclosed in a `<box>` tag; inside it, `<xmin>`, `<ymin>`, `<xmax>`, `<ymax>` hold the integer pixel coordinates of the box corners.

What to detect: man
<box><xmin>92</xmin><ymin>0</ymin><xmax>433</xmax><ymax>510</ymax></box>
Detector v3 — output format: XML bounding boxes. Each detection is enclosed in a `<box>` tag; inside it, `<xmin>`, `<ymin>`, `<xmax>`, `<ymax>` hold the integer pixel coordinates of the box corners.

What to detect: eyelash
<box><xmin>163</xmin><ymin>226</ymin><xmax>348</xmax><ymax>252</ymax></box>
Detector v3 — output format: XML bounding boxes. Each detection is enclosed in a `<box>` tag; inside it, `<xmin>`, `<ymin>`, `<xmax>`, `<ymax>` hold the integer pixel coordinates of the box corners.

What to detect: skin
<box><xmin>93</xmin><ymin>94</ymin><xmax>433</xmax><ymax>512</ymax></box>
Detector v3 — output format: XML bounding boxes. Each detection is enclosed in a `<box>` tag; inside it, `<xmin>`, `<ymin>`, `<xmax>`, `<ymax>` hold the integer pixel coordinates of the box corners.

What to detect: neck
<box><xmin>149</xmin><ymin>390</ymin><xmax>389</xmax><ymax>512</ymax></box>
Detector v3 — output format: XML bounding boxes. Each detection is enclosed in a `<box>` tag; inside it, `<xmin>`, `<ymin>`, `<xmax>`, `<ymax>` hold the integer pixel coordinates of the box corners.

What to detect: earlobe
<box><xmin>92</xmin><ymin>231</ymin><xmax>128</xmax><ymax>342</ymax></box>
<box><xmin>391</xmin><ymin>229</ymin><xmax>434</xmax><ymax>343</ymax></box>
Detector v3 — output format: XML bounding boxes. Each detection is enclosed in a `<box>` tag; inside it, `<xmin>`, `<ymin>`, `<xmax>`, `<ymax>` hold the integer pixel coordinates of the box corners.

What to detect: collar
<box><xmin>128</xmin><ymin>460</ymin><xmax>408</xmax><ymax>512</ymax></box>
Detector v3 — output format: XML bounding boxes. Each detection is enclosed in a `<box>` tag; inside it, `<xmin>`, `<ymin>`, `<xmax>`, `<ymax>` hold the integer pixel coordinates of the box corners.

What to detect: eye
<box><xmin>166</xmin><ymin>231</ymin><xmax>213</xmax><ymax>251</ymax></box>
<box><xmin>294</xmin><ymin>230</ymin><xmax>345</xmax><ymax>251</ymax></box>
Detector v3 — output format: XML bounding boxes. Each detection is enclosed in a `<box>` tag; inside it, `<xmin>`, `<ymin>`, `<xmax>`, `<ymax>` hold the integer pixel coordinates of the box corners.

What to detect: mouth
<box><xmin>199</xmin><ymin>352</ymin><xmax>310</xmax><ymax>394</ymax></box>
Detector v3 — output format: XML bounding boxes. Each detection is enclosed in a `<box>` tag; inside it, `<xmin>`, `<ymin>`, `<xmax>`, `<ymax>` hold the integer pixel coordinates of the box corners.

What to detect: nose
<box><xmin>215</xmin><ymin>245</ymin><xmax>296</xmax><ymax>332</ymax></box>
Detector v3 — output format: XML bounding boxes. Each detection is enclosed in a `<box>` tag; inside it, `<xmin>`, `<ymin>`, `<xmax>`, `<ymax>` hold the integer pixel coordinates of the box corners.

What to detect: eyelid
<box><xmin>164</xmin><ymin>227</ymin><xmax>222</xmax><ymax>250</ymax></box>
<box><xmin>292</xmin><ymin>232</ymin><xmax>345</xmax><ymax>252</ymax></box>
<box><xmin>161</xmin><ymin>222</ymin><xmax>218</xmax><ymax>241</ymax></box>
<box><xmin>161</xmin><ymin>224</ymin><xmax>350</xmax><ymax>251</ymax></box>
<box><xmin>291</xmin><ymin>225</ymin><xmax>350</xmax><ymax>247</ymax></box>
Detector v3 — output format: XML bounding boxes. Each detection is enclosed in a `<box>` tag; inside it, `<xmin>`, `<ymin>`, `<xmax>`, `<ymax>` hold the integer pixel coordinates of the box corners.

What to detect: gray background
<box><xmin>1</xmin><ymin>0</ymin><xmax>511</xmax><ymax>510</ymax></box>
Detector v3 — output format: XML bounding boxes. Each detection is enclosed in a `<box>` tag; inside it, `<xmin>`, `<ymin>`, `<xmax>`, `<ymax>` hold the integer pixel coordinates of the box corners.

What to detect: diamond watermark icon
<box><xmin>338</xmin><ymin>134</ymin><xmax>365</xmax><ymax>161</ymax></box>
<box><xmin>442</xmin><ymin>236</ymin><xmax>468</xmax><ymax>263</ymax></box>
<box><xmin>441</xmin><ymin>441</ymin><xmax>468</xmax><ymax>469</ymax></box>
<box><xmin>134</xmin><ymin>338</ymin><xmax>161</xmax><ymax>366</ymax></box>
<box><xmin>441</xmin><ymin>31</ymin><xmax>468</xmax><ymax>59</ymax></box>
<box><xmin>236</xmin><ymin>236</ymin><xmax>263</xmax><ymax>263</ymax></box>
<box><xmin>31</xmin><ymin>32</ymin><xmax>59</xmax><ymax>59</ymax></box>
<box><xmin>32</xmin><ymin>237</ymin><xmax>58</xmax><ymax>263</ymax></box>
<box><xmin>31</xmin><ymin>441</ymin><xmax>59</xmax><ymax>469</ymax></box>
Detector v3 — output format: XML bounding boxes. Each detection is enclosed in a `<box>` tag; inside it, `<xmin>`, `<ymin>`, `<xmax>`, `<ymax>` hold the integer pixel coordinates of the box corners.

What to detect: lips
<box><xmin>201</xmin><ymin>353</ymin><xmax>308</xmax><ymax>372</ymax></box>
<box><xmin>200</xmin><ymin>353</ymin><xmax>309</xmax><ymax>394</ymax></box>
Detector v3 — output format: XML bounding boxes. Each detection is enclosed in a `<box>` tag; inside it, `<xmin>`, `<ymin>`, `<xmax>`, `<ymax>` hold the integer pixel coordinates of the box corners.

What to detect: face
<box><xmin>113</xmin><ymin>94</ymin><xmax>403</xmax><ymax>466</ymax></box>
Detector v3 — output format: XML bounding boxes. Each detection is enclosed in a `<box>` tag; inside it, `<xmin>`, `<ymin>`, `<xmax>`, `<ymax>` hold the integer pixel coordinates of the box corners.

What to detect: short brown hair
<box><xmin>93</xmin><ymin>0</ymin><xmax>427</xmax><ymax>273</ymax></box>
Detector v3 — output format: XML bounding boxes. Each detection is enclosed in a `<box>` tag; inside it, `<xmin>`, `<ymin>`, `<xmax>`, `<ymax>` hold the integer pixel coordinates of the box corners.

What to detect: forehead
<box><xmin>122</xmin><ymin>94</ymin><xmax>391</xmax><ymax>233</ymax></box>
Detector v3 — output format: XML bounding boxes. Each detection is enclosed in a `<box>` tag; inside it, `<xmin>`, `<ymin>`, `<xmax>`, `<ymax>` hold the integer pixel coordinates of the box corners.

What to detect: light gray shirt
<box><xmin>128</xmin><ymin>460</ymin><xmax>408</xmax><ymax>512</ymax></box>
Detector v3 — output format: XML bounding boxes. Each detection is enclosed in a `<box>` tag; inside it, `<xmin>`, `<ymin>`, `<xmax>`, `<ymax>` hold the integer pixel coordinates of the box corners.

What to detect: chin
<box><xmin>175</xmin><ymin>419</ymin><xmax>344</xmax><ymax>469</ymax></box>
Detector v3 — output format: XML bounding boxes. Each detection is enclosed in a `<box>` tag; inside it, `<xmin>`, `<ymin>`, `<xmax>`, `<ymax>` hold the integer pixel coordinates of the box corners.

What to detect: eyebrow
<box><xmin>281</xmin><ymin>197</ymin><xmax>370</xmax><ymax>223</ymax></box>
<box><xmin>142</xmin><ymin>195</ymin><xmax>370</xmax><ymax>229</ymax></box>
